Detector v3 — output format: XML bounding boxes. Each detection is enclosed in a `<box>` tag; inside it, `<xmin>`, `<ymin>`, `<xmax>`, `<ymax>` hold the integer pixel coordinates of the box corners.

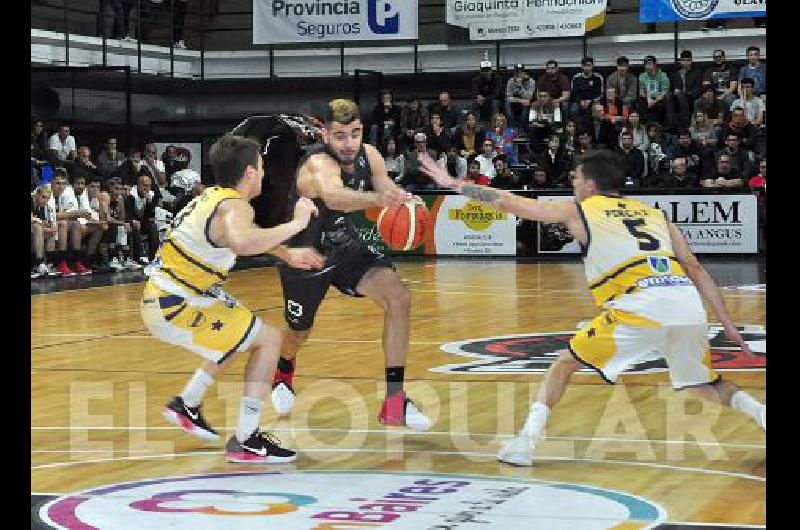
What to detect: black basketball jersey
<box><xmin>286</xmin><ymin>143</ymin><xmax>373</xmax><ymax>254</ymax></box>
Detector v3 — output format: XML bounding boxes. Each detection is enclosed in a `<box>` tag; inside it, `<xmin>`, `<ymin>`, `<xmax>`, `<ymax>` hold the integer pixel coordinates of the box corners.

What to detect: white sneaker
<box><xmin>498</xmin><ymin>434</ymin><xmax>535</xmax><ymax>466</ymax></box>
<box><xmin>109</xmin><ymin>257</ymin><xmax>125</xmax><ymax>271</ymax></box>
<box><xmin>124</xmin><ymin>257</ymin><xmax>143</xmax><ymax>271</ymax></box>
<box><xmin>378</xmin><ymin>392</ymin><xmax>433</xmax><ymax>432</ymax></box>
<box><xmin>404</xmin><ymin>400</ymin><xmax>433</xmax><ymax>432</ymax></box>
<box><xmin>44</xmin><ymin>263</ymin><xmax>60</xmax><ymax>277</ymax></box>
<box><xmin>271</xmin><ymin>382</ymin><xmax>296</xmax><ymax>415</ymax></box>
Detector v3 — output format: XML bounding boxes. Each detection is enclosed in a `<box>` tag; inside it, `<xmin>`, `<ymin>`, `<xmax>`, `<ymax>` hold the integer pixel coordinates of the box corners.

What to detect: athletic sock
<box><xmin>180</xmin><ymin>369</ymin><xmax>214</xmax><ymax>408</ymax></box>
<box><xmin>236</xmin><ymin>396</ymin><xmax>263</xmax><ymax>442</ymax></box>
<box><xmin>522</xmin><ymin>402</ymin><xmax>550</xmax><ymax>439</ymax></box>
<box><xmin>277</xmin><ymin>356</ymin><xmax>295</xmax><ymax>374</ymax></box>
<box><xmin>730</xmin><ymin>391</ymin><xmax>764</xmax><ymax>423</ymax></box>
<box><xmin>386</xmin><ymin>366</ymin><xmax>405</xmax><ymax>397</ymax></box>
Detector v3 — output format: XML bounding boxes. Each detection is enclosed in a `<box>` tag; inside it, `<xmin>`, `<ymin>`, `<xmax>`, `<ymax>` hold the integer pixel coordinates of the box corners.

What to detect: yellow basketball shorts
<box><xmin>140</xmin><ymin>281</ymin><xmax>262</xmax><ymax>364</ymax></box>
<box><xmin>568</xmin><ymin>309</ymin><xmax>719</xmax><ymax>389</ymax></box>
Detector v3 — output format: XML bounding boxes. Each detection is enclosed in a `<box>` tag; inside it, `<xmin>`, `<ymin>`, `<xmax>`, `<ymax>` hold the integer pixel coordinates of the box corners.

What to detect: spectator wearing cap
<box><xmin>605</xmin><ymin>56</ymin><xmax>638</xmax><ymax>109</ymax></box>
<box><xmin>472</xmin><ymin>60</ymin><xmax>502</xmax><ymax>126</ymax></box>
<box><xmin>536</xmin><ymin>134</ymin><xmax>571</xmax><ymax>188</ymax></box>
<box><xmin>428</xmin><ymin>91</ymin><xmax>461</xmax><ymax>133</ymax></box>
<box><xmin>693</xmin><ymin>84</ymin><xmax>726</xmax><ymax>128</ymax></box>
<box><xmin>399</xmin><ymin>96</ymin><xmax>429</xmax><ymax>152</ymax></box>
<box><xmin>463</xmin><ymin>159</ymin><xmax>490</xmax><ymax>185</ymax></box>
<box><xmin>704</xmin><ymin>49</ymin><xmax>738</xmax><ymax>106</ymax></box>
<box><xmin>570</xmin><ymin>56</ymin><xmax>604</xmax><ymax>122</ymax></box>
<box><xmin>731</xmin><ymin>78</ymin><xmax>766</xmax><ymax>128</ymax></box>
<box><xmin>401</xmin><ymin>132</ymin><xmax>438</xmax><ymax>192</ymax></box>
<box><xmin>536</xmin><ymin>60</ymin><xmax>571</xmax><ymax>121</ymax></box>
<box><xmin>668</xmin><ymin>50</ymin><xmax>703</xmax><ymax>130</ymax></box>
<box><xmin>505</xmin><ymin>64</ymin><xmax>535</xmax><ymax>129</ymax></box>
<box><xmin>369</xmin><ymin>88</ymin><xmax>402</xmax><ymax>148</ymax></box>
<box><xmin>437</xmin><ymin>145</ymin><xmax>468</xmax><ymax>180</ymax></box>
<box><xmin>638</xmin><ymin>56</ymin><xmax>671</xmax><ymax>126</ymax></box>
<box><xmin>454</xmin><ymin>112</ymin><xmax>486</xmax><ymax>159</ymax></box>
<box><xmin>618</xmin><ymin>130</ymin><xmax>645</xmax><ymax>187</ymax></box>
<box><xmin>48</xmin><ymin>124</ymin><xmax>77</xmax><ymax>163</ymax></box>
<box><xmin>475</xmin><ymin>139</ymin><xmax>498</xmax><ymax>180</ymax></box>
<box><xmin>738</xmin><ymin>46</ymin><xmax>766</xmax><ymax>98</ymax></box>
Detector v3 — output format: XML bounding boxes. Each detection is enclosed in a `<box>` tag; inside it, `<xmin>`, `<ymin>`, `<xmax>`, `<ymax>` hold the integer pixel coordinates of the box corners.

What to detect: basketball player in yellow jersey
<box><xmin>141</xmin><ymin>134</ymin><xmax>325</xmax><ymax>464</ymax></box>
<box><xmin>419</xmin><ymin>150</ymin><xmax>765</xmax><ymax>466</ymax></box>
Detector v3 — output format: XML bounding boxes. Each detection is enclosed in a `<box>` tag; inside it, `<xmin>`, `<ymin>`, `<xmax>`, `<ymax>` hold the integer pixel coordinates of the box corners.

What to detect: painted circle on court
<box><xmin>41</xmin><ymin>471</ymin><xmax>667</xmax><ymax>529</ymax></box>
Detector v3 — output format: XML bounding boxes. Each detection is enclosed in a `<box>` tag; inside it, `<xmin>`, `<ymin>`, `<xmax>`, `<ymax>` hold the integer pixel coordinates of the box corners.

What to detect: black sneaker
<box><xmin>161</xmin><ymin>395</ymin><xmax>220</xmax><ymax>441</ymax></box>
<box><xmin>225</xmin><ymin>429</ymin><xmax>297</xmax><ymax>464</ymax></box>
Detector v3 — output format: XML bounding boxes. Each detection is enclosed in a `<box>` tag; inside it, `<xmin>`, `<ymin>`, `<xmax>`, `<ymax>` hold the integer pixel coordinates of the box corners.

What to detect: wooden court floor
<box><xmin>31</xmin><ymin>261</ymin><xmax>766</xmax><ymax>529</ymax></box>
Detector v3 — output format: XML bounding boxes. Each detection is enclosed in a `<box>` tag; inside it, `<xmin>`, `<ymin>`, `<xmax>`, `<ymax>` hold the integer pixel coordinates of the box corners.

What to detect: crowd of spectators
<box><xmin>30</xmin><ymin>121</ymin><xmax>203</xmax><ymax>279</ymax></box>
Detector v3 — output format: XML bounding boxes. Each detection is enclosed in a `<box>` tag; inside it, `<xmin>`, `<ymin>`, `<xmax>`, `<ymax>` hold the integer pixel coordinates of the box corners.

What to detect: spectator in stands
<box><xmin>724</xmin><ymin>107</ymin><xmax>756</xmax><ymax>152</ymax></box>
<box><xmin>118</xmin><ymin>148</ymin><xmax>150</xmax><ymax>186</ymax></box>
<box><xmin>662</xmin><ymin>156</ymin><xmax>700</xmax><ymax>188</ymax></box>
<box><xmin>125</xmin><ymin>174</ymin><xmax>160</xmax><ymax>263</ymax></box>
<box><xmin>86</xmin><ymin>176</ymin><xmax>113</xmax><ymax>271</ymax></box>
<box><xmin>491</xmin><ymin>155</ymin><xmax>525</xmax><ymax>190</ymax></box>
<box><xmin>485</xmin><ymin>113</ymin><xmax>519</xmax><ymax>164</ymax></box>
<box><xmin>689</xmin><ymin>111</ymin><xmax>718</xmax><ymax>145</ymax></box>
<box><xmin>455</xmin><ymin>112</ymin><xmax>485</xmax><ymax>159</ymax></box>
<box><xmin>50</xmin><ymin>171</ymin><xmax>93</xmax><ymax>276</ymax></box>
<box><xmin>528</xmin><ymin>90</ymin><xmax>563</xmax><ymax>147</ymax></box>
<box><xmin>605</xmin><ymin>56</ymin><xmax>638</xmax><ymax>109</ymax></box>
<box><xmin>702</xmin><ymin>153</ymin><xmax>744</xmax><ymax>188</ymax></box>
<box><xmin>537</xmin><ymin>134</ymin><xmax>571</xmax><ymax>188</ymax></box>
<box><xmin>437</xmin><ymin>145</ymin><xmax>467</xmax><ymax>180</ymax></box>
<box><xmin>104</xmin><ymin>177</ymin><xmax>141</xmax><ymax>271</ymax></box>
<box><xmin>31</xmin><ymin>119</ymin><xmax>49</xmax><ymax>165</ymax></box>
<box><xmin>401</xmin><ymin>132</ymin><xmax>438</xmax><ymax>192</ymax></box>
<box><xmin>704</xmin><ymin>49</ymin><xmax>738</xmax><ymax>107</ymax></box>
<box><xmin>718</xmin><ymin>131</ymin><xmax>753</xmax><ymax>179</ymax></box>
<box><xmin>97</xmin><ymin>137</ymin><xmax>127</xmax><ymax>179</ymax></box>
<box><xmin>143</xmin><ymin>143</ymin><xmax>167</xmax><ymax>187</ymax></box>
<box><xmin>694</xmin><ymin>83</ymin><xmax>726</xmax><ymax>128</ymax></box>
<box><xmin>97</xmin><ymin>0</ymin><xmax>136</xmax><ymax>41</ymax></box>
<box><xmin>48</xmin><ymin>124</ymin><xmax>77</xmax><ymax>163</ymax></box>
<box><xmin>72</xmin><ymin>175</ymin><xmax>108</xmax><ymax>270</ymax></box>
<box><xmin>537</xmin><ymin>59</ymin><xmax>571</xmax><ymax>121</ymax></box>
<box><xmin>429</xmin><ymin>91</ymin><xmax>461</xmax><ymax>133</ymax></box>
<box><xmin>475</xmin><ymin>139</ymin><xmax>498</xmax><ymax>180</ymax></box>
<box><xmin>738</xmin><ymin>46</ymin><xmax>766</xmax><ymax>98</ymax></box>
<box><xmin>463</xmin><ymin>159</ymin><xmax>490</xmax><ymax>185</ymax></box>
<box><xmin>570</xmin><ymin>56</ymin><xmax>604</xmax><ymax>122</ymax></box>
<box><xmin>382</xmin><ymin>137</ymin><xmax>404</xmax><ymax>184</ymax></box>
<box><xmin>749</xmin><ymin>158</ymin><xmax>766</xmax><ymax>202</ymax></box>
<box><xmin>618</xmin><ymin>130</ymin><xmax>645</xmax><ymax>187</ymax></box>
<box><xmin>645</xmin><ymin>122</ymin><xmax>674</xmax><ymax>180</ymax></box>
<box><xmin>620</xmin><ymin>111</ymin><xmax>649</xmax><ymax>152</ymax></box>
<box><xmin>505</xmin><ymin>64</ymin><xmax>535</xmax><ymax>128</ymax></box>
<box><xmin>472</xmin><ymin>60</ymin><xmax>501</xmax><ymax>125</ymax></box>
<box><xmin>601</xmin><ymin>85</ymin><xmax>628</xmax><ymax>129</ymax></box>
<box><xmin>576</xmin><ymin>129</ymin><xmax>594</xmax><ymax>155</ymax></box>
<box><xmin>638</xmin><ymin>56</ymin><xmax>671</xmax><ymax>126</ymax></box>
<box><xmin>161</xmin><ymin>145</ymin><xmax>182</xmax><ymax>179</ymax></box>
<box><xmin>71</xmin><ymin>146</ymin><xmax>104</xmax><ymax>183</ymax></box>
<box><xmin>370</xmin><ymin>88</ymin><xmax>401</xmax><ymax>148</ymax></box>
<box><xmin>560</xmin><ymin>119</ymin><xmax>578</xmax><ymax>157</ymax></box>
<box><xmin>425</xmin><ymin>113</ymin><xmax>453</xmax><ymax>158</ymax></box>
<box><xmin>731</xmin><ymin>78</ymin><xmax>766</xmax><ymax>128</ymax></box>
<box><xmin>670</xmin><ymin>129</ymin><xmax>708</xmax><ymax>180</ymax></box>
<box><xmin>399</xmin><ymin>96</ymin><xmax>429</xmax><ymax>152</ymax></box>
<box><xmin>668</xmin><ymin>50</ymin><xmax>703</xmax><ymax>130</ymax></box>
<box><xmin>31</xmin><ymin>184</ymin><xmax>58</xmax><ymax>279</ymax></box>
<box><xmin>530</xmin><ymin>163</ymin><xmax>552</xmax><ymax>189</ymax></box>
<box><xmin>172</xmin><ymin>182</ymin><xmax>206</xmax><ymax>215</ymax></box>
<box><xmin>588</xmin><ymin>103</ymin><xmax>617</xmax><ymax>149</ymax></box>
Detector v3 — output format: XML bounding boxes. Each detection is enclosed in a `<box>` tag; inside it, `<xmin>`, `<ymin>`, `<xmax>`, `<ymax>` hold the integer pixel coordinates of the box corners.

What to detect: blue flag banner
<box><xmin>640</xmin><ymin>0</ymin><xmax>766</xmax><ymax>23</ymax></box>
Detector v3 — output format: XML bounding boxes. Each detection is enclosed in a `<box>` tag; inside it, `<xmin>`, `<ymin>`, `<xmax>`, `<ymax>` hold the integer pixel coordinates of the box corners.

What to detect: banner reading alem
<box><xmin>446</xmin><ymin>0</ymin><xmax>607</xmax><ymax>41</ymax></box>
<box><xmin>253</xmin><ymin>0</ymin><xmax>418</xmax><ymax>44</ymax></box>
<box><xmin>640</xmin><ymin>0</ymin><xmax>766</xmax><ymax>23</ymax></box>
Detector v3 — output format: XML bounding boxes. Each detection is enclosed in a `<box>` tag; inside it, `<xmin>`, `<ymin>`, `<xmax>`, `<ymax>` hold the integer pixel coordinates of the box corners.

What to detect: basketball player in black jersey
<box><xmin>271</xmin><ymin>99</ymin><xmax>432</xmax><ymax>431</ymax></box>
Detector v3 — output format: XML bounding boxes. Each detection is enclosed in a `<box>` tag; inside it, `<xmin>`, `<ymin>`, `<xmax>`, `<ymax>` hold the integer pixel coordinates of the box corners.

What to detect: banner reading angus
<box><xmin>253</xmin><ymin>0</ymin><xmax>417</xmax><ymax>44</ymax></box>
<box><xmin>640</xmin><ymin>0</ymin><xmax>766</xmax><ymax>23</ymax></box>
<box><xmin>538</xmin><ymin>194</ymin><xmax>758</xmax><ymax>254</ymax></box>
<box><xmin>446</xmin><ymin>0</ymin><xmax>607</xmax><ymax>41</ymax></box>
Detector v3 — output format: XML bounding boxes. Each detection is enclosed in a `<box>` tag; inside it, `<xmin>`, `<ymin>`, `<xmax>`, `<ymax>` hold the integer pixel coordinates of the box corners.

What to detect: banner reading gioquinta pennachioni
<box><xmin>253</xmin><ymin>0</ymin><xmax>418</xmax><ymax>44</ymax></box>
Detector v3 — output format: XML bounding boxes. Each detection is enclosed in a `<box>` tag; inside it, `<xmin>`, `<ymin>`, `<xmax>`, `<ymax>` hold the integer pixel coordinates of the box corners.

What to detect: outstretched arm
<box><xmin>668</xmin><ymin>222</ymin><xmax>754</xmax><ymax>355</ymax></box>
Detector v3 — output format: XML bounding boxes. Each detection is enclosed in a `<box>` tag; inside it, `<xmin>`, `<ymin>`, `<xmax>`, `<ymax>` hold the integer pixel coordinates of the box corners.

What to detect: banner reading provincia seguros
<box><xmin>538</xmin><ymin>194</ymin><xmax>758</xmax><ymax>254</ymax></box>
<box><xmin>350</xmin><ymin>195</ymin><xmax>518</xmax><ymax>256</ymax></box>
<box><xmin>253</xmin><ymin>0</ymin><xmax>418</xmax><ymax>44</ymax></box>
<box><xmin>640</xmin><ymin>0</ymin><xmax>766</xmax><ymax>23</ymax></box>
<box><xmin>446</xmin><ymin>0</ymin><xmax>607</xmax><ymax>41</ymax></box>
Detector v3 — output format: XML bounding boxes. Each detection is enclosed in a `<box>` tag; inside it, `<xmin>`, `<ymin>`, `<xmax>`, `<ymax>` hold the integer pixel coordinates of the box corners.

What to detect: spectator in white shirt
<box><xmin>730</xmin><ymin>78</ymin><xmax>765</xmax><ymax>128</ymax></box>
<box><xmin>48</xmin><ymin>124</ymin><xmax>77</xmax><ymax>162</ymax></box>
<box><xmin>49</xmin><ymin>171</ymin><xmax>94</xmax><ymax>276</ymax></box>
<box><xmin>474</xmin><ymin>139</ymin><xmax>498</xmax><ymax>180</ymax></box>
<box><xmin>72</xmin><ymin>175</ymin><xmax>109</xmax><ymax>268</ymax></box>
<box><xmin>437</xmin><ymin>145</ymin><xmax>468</xmax><ymax>180</ymax></box>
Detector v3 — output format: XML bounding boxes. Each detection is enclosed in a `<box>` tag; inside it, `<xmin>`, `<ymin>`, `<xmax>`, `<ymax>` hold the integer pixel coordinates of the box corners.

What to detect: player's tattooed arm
<box><xmin>458</xmin><ymin>183</ymin><xmax>502</xmax><ymax>206</ymax></box>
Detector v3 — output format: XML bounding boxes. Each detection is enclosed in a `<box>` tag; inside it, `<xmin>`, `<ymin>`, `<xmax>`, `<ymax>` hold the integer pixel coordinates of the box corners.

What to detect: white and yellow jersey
<box><xmin>147</xmin><ymin>186</ymin><xmax>240</xmax><ymax>297</ymax></box>
<box><xmin>578</xmin><ymin>194</ymin><xmax>706</xmax><ymax>325</ymax></box>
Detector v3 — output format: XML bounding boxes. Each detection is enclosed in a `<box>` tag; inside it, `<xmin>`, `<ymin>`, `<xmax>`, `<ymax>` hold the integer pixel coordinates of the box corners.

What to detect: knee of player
<box><xmin>255</xmin><ymin>323</ymin><xmax>282</xmax><ymax>349</ymax></box>
<box><xmin>387</xmin><ymin>284</ymin><xmax>412</xmax><ymax>312</ymax></box>
<box><xmin>555</xmin><ymin>350</ymin><xmax>582</xmax><ymax>372</ymax></box>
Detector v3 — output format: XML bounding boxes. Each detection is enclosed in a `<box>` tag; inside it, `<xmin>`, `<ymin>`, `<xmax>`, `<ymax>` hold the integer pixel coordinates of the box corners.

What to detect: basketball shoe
<box><xmin>225</xmin><ymin>429</ymin><xmax>297</xmax><ymax>464</ymax></box>
<box><xmin>161</xmin><ymin>396</ymin><xmax>220</xmax><ymax>441</ymax></box>
<box><xmin>271</xmin><ymin>358</ymin><xmax>296</xmax><ymax>415</ymax></box>
<box><xmin>378</xmin><ymin>390</ymin><xmax>432</xmax><ymax>432</ymax></box>
<box><xmin>497</xmin><ymin>403</ymin><xmax>548</xmax><ymax>466</ymax></box>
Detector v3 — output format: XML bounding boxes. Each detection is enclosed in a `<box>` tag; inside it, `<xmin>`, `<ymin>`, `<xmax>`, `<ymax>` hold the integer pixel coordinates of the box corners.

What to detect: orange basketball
<box><xmin>377</xmin><ymin>199</ymin><xmax>429</xmax><ymax>251</ymax></box>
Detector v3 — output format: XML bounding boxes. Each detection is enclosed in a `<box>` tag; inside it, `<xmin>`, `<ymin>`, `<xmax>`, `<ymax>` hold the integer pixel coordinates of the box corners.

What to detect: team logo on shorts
<box><xmin>670</xmin><ymin>0</ymin><xmax>719</xmax><ymax>19</ymax></box>
<box><xmin>430</xmin><ymin>324</ymin><xmax>765</xmax><ymax>375</ymax></box>
<box><xmin>647</xmin><ymin>256</ymin><xmax>671</xmax><ymax>274</ymax></box>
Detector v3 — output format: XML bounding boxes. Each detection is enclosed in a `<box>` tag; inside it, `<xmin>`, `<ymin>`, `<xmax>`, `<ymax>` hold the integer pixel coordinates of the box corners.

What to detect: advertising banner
<box><xmin>640</xmin><ymin>0</ymin><xmax>766</xmax><ymax>23</ymax></box>
<box><xmin>253</xmin><ymin>0</ymin><xmax>418</xmax><ymax>44</ymax></box>
<box><xmin>446</xmin><ymin>0</ymin><xmax>607</xmax><ymax>41</ymax></box>
<box><xmin>538</xmin><ymin>194</ymin><xmax>758</xmax><ymax>254</ymax></box>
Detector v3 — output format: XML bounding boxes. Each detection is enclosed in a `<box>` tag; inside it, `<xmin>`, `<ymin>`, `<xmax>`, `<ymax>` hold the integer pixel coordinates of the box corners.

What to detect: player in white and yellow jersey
<box><xmin>419</xmin><ymin>150</ymin><xmax>765</xmax><ymax>467</ymax></box>
<box><xmin>141</xmin><ymin>134</ymin><xmax>325</xmax><ymax>464</ymax></box>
